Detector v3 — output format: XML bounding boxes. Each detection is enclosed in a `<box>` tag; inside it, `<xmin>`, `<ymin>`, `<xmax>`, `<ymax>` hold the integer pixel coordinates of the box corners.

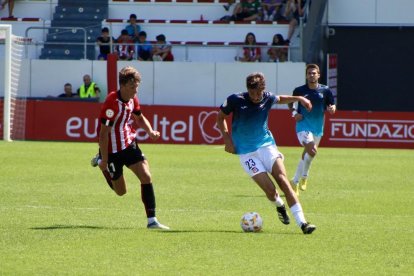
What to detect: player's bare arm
<box><xmin>277</xmin><ymin>95</ymin><xmax>312</xmax><ymax>112</ymax></box>
<box><xmin>216</xmin><ymin>110</ymin><xmax>235</xmax><ymax>154</ymax></box>
<box><xmin>98</xmin><ymin>124</ymin><xmax>111</xmax><ymax>171</ymax></box>
<box><xmin>134</xmin><ymin>113</ymin><xmax>160</xmax><ymax>140</ymax></box>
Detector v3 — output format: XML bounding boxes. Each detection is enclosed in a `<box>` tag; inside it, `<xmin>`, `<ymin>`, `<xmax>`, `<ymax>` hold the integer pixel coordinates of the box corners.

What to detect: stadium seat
<box><xmin>40</xmin><ymin>2</ymin><xmax>108</xmax><ymax>60</ymax></box>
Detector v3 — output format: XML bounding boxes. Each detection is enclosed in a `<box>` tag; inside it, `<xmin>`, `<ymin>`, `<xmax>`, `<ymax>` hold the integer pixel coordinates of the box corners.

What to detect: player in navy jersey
<box><xmin>217</xmin><ymin>72</ymin><xmax>316</xmax><ymax>234</ymax></box>
<box><xmin>93</xmin><ymin>66</ymin><xmax>169</xmax><ymax>230</ymax></box>
<box><xmin>288</xmin><ymin>64</ymin><xmax>336</xmax><ymax>195</ymax></box>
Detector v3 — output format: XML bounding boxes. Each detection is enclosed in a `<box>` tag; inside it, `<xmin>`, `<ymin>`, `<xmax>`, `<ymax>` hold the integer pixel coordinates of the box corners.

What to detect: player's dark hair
<box><xmin>306</xmin><ymin>64</ymin><xmax>320</xmax><ymax>74</ymax></box>
<box><xmin>246</xmin><ymin>72</ymin><xmax>265</xmax><ymax>90</ymax></box>
<box><xmin>119</xmin><ymin>66</ymin><xmax>141</xmax><ymax>86</ymax></box>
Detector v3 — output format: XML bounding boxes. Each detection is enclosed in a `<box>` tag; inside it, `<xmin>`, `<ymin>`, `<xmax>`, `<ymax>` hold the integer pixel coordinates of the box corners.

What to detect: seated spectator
<box><xmin>125</xmin><ymin>13</ymin><xmax>141</xmax><ymax>42</ymax></box>
<box><xmin>233</xmin><ymin>0</ymin><xmax>261</xmax><ymax>21</ymax></box>
<box><xmin>261</xmin><ymin>0</ymin><xmax>285</xmax><ymax>21</ymax></box>
<box><xmin>238</xmin><ymin>32</ymin><xmax>261</xmax><ymax>62</ymax></box>
<box><xmin>77</xmin><ymin>74</ymin><xmax>100</xmax><ymax>99</ymax></box>
<box><xmin>267</xmin><ymin>33</ymin><xmax>288</xmax><ymax>62</ymax></box>
<box><xmin>115</xmin><ymin>29</ymin><xmax>135</xmax><ymax>61</ymax></box>
<box><xmin>284</xmin><ymin>0</ymin><xmax>306</xmax><ymax>43</ymax></box>
<box><xmin>96</xmin><ymin>27</ymin><xmax>115</xmax><ymax>60</ymax></box>
<box><xmin>58</xmin><ymin>83</ymin><xmax>78</xmax><ymax>98</ymax></box>
<box><xmin>0</xmin><ymin>0</ymin><xmax>15</xmax><ymax>18</ymax></box>
<box><xmin>136</xmin><ymin>31</ymin><xmax>153</xmax><ymax>61</ymax></box>
<box><xmin>219</xmin><ymin>0</ymin><xmax>240</xmax><ymax>22</ymax></box>
<box><xmin>152</xmin><ymin>34</ymin><xmax>174</xmax><ymax>62</ymax></box>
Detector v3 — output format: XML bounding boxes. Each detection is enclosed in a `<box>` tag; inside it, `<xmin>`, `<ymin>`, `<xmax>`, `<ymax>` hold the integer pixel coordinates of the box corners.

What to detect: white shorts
<box><xmin>239</xmin><ymin>145</ymin><xmax>284</xmax><ymax>177</ymax></box>
<box><xmin>297</xmin><ymin>131</ymin><xmax>321</xmax><ymax>147</ymax></box>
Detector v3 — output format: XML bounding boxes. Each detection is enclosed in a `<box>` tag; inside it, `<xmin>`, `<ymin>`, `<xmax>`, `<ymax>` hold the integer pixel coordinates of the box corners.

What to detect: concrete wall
<box><xmin>0</xmin><ymin>58</ymin><xmax>305</xmax><ymax>108</ymax></box>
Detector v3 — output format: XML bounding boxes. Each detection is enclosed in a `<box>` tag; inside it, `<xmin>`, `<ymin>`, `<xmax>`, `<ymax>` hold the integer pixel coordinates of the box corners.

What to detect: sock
<box><xmin>141</xmin><ymin>183</ymin><xmax>156</xmax><ymax>218</ymax></box>
<box><xmin>270</xmin><ymin>195</ymin><xmax>284</xmax><ymax>207</ymax></box>
<box><xmin>293</xmin><ymin>159</ymin><xmax>304</xmax><ymax>183</ymax></box>
<box><xmin>290</xmin><ymin>203</ymin><xmax>306</xmax><ymax>227</ymax></box>
<box><xmin>302</xmin><ymin>153</ymin><xmax>314</xmax><ymax>178</ymax></box>
<box><xmin>147</xmin><ymin>217</ymin><xmax>157</xmax><ymax>224</ymax></box>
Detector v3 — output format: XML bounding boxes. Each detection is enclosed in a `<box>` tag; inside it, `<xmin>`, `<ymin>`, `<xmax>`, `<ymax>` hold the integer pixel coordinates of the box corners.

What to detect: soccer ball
<box><xmin>240</xmin><ymin>212</ymin><xmax>263</xmax><ymax>232</ymax></box>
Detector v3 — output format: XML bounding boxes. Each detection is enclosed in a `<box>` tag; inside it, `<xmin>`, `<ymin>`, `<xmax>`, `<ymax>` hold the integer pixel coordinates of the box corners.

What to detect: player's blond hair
<box><xmin>246</xmin><ymin>72</ymin><xmax>265</xmax><ymax>90</ymax></box>
<box><xmin>119</xmin><ymin>66</ymin><xmax>142</xmax><ymax>86</ymax></box>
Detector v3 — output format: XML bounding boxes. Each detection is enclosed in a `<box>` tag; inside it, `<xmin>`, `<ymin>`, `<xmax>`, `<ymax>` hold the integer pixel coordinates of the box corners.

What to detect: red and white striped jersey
<box><xmin>99</xmin><ymin>91</ymin><xmax>141</xmax><ymax>153</ymax></box>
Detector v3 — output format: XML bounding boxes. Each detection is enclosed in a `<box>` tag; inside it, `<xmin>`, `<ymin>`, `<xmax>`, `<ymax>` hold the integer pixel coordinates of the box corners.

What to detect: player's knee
<box><xmin>140</xmin><ymin>176</ymin><xmax>151</xmax><ymax>184</ymax></box>
<box><xmin>139</xmin><ymin>171</ymin><xmax>152</xmax><ymax>184</ymax></box>
<box><xmin>273</xmin><ymin>168</ymin><xmax>287</xmax><ymax>180</ymax></box>
<box><xmin>306</xmin><ymin>148</ymin><xmax>317</xmax><ymax>157</ymax></box>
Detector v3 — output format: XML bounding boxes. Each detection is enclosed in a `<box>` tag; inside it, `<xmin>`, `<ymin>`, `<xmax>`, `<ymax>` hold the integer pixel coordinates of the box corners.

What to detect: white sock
<box><xmin>290</xmin><ymin>203</ymin><xmax>306</xmax><ymax>227</ymax></box>
<box><xmin>148</xmin><ymin>217</ymin><xmax>157</xmax><ymax>224</ymax></box>
<box><xmin>271</xmin><ymin>195</ymin><xmax>284</xmax><ymax>207</ymax></box>
<box><xmin>302</xmin><ymin>153</ymin><xmax>314</xmax><ymax>178</ymax></box>
<box><xmin>293</xmin><ymin>159</ymin><xmax>304</xmax><ymax>183</ymax></box>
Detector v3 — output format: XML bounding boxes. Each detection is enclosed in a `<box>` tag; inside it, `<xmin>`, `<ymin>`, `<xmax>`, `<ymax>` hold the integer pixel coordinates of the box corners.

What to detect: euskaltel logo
<box><xmin>198</xmin><ymin>111</ymin><xmax>222</xmax><ymax>144</ymax></box>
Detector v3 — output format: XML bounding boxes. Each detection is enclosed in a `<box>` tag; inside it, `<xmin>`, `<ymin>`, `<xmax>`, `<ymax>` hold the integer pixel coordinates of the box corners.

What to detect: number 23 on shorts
<box><xmin>245</xmin><ymin>158</ymin><xmax>259</xmax><ymax>174</ymax></box>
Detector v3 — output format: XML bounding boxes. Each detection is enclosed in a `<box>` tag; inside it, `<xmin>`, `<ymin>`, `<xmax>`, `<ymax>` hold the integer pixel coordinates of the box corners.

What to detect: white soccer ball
<box><xmin>240</xmin><ymin>212</ymin><xmax>263</xmax><ymax>232</ymax></box>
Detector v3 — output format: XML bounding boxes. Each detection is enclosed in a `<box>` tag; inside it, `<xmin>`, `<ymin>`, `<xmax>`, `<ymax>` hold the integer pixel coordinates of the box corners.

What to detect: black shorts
<box><xmin>107</xmin><ymin>143</ymin><xmax>146</xmax><ymax>181</ymax></box>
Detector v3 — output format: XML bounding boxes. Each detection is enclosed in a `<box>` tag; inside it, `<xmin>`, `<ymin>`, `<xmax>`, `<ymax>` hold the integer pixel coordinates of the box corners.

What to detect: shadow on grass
<box><xmin>233</xmin><ymin>194</ymin><xmax>286</xmax><ymax>198</ymax></box>
<box><xmin>156</xmin><ymin>229</ymin><xmax>296</xmax><ymax>235</ymax></box>
<box><xmin>158</xmin><ymin>229</ymin><xmax>243</xmax><ymax>234</ymax></box>
<box><xmin>30</xmin><ymin>224</ymin><xmax>131</xmax><ymax>230</ymax></box>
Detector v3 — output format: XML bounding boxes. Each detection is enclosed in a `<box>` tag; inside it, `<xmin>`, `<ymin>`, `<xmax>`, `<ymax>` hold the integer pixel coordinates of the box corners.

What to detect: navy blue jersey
<box><xmin>293</xmin><ymin>84</ymin><xmax>334</xmax><ymax>136</ymax></box>
<box><xmin>220</xmin><ymin>91</ymin><xmax>278</xmax><ymax>154</ymax></box>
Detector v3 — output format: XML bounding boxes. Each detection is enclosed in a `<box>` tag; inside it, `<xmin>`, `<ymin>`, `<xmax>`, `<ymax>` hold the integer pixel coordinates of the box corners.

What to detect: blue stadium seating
<box><xmin>39</xmin><ymin>1</ymin><xmax>108</xmax><ymax>60</ymax></box>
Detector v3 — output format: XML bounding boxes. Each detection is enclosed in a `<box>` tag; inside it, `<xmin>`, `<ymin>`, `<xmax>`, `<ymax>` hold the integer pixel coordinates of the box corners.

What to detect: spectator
<box><xmin>284</xmin><ymin>0</ymin><xmax>306</xmax><ymax>43</ymax></box>
<box><xmin>238</xmin><ymin>32</ymin><xmax>261</xmax><ymax>62</ymax></box>
<box><xmin>115</xmin><ymin>29</ymin><xmax>135</xmax><ymax>61</ymax></box>
<box><xmin>233</xmin><ymin>0</ymin><xmax>261</xmax><ymax>21</ymax></box>
<box><xmin>77</xmin><ymin>74</ymin><xmax>100</xmax><ymax>99</ymax></box>
<box><xmin>261</xmin><ymin>0</ymin><xmax>285</xmax><ymax>21</ymax></box>
<box><xmin>267</xmin><ymin>33</ymin><xmax>288</xmax><ymax>62</ymax></box>
<box><xmin>0</xmin><ymin>0</ymin><xmax>15</xmax><ymax>18</ymax></box>
<box><xmin>136</xmin><ymin>31</ymin><xmax>153</xmax><ymax>61</ymax></box>
<box><xmin>219</xmin><ymin>0</ymin><xmax>240</xmax><ymax>22</ymax></box>
<box><xmin>58</xmin><ymin>83</ymin><xmax>78</xmax><ymax>98</ymax></box>
<box><xmin>152</xmin><ymin>34</ymin><xmax>174</xmax><ymax>62</ymax></box>
<box><xmin>96</xmin><ymin>27</ymin><xmax>115</xmax><ymax>60</ymax></box>
<box><xmin>125</xmin><ymin>13</ymin><xmax>141</xmax><ymax>42</ymax></box>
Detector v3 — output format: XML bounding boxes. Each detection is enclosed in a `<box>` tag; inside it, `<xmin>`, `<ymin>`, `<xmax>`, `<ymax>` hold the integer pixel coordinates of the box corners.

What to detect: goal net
<box><xmin>0</xmin><ymin>24</ymin><xmax>27</xmax><ymax>141</ymax></box>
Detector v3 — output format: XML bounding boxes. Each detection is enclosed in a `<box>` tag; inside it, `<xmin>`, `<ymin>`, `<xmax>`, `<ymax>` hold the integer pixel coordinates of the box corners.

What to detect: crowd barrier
<box><xmin>1</xmin><ymin>99</ymin><xmax>413</xmax><ymax>149</ymax></box>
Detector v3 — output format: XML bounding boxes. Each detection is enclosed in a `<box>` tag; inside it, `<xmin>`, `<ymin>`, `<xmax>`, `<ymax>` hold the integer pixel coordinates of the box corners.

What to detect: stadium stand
<box><xmin>0</xmin><ymin>0</ymin><xmax>293</xmax><ymax>61</ymax></box>
<box><xmin>39</xmin><ymin>0</ymin><xmax>108</xmax><ymax>60</ymax></box>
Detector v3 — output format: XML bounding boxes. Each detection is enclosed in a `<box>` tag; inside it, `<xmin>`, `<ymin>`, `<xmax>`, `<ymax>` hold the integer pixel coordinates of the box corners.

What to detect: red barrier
<box><xmin>1</xmin><ymin>99</ymin><xmax>413</xmax><ymax>148</ymax></box>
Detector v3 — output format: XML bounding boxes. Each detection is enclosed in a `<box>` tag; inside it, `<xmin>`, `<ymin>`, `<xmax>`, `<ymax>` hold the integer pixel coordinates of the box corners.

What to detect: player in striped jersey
<box><xmin>94</xmin><ymin>66</ymin><xmax>169</xmax><ymax>230</ymax></box>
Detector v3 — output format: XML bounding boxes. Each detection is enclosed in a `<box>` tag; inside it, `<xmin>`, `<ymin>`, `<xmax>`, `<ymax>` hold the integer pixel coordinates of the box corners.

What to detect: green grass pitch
<box><xmin>0</xmin><ymin>141</ymin><xmax>413</xmax><ymax>275</ymax></box>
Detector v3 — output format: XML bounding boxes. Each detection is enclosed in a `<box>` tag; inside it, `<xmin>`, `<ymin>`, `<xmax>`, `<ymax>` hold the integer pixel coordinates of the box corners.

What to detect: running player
<box><xmin>92</xmin><ymin>66</ymin><xmax>169</xmax><ymax>230</ymax></box>
<box><xmin>288</xmin><ymin>64</ymin><xmax>336</xmax><ymax>195</ymax></box>
<box><xmin>216</xmin><ymin>72</ymin><xmax>317</xmax><ymax>234</ymax></box>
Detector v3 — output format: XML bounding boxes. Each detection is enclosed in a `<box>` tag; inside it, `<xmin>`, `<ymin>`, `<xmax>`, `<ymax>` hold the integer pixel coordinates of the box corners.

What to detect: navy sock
<box><xmin>141</xmin><ymin>183</ymin><xmax>156</xmax><ymax>218</ymax></box>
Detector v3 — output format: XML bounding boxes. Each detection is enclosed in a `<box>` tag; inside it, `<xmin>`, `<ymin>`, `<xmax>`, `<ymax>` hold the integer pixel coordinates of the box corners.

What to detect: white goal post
<box><xmin>1</xmin><ymin>24</ymin><xmax>12</xmax><ymax>141</ymax></box>
<box><xmin>1</xmin><ymin>24</ymin><xmax>26</xmax><ymax>141</ymax></box>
